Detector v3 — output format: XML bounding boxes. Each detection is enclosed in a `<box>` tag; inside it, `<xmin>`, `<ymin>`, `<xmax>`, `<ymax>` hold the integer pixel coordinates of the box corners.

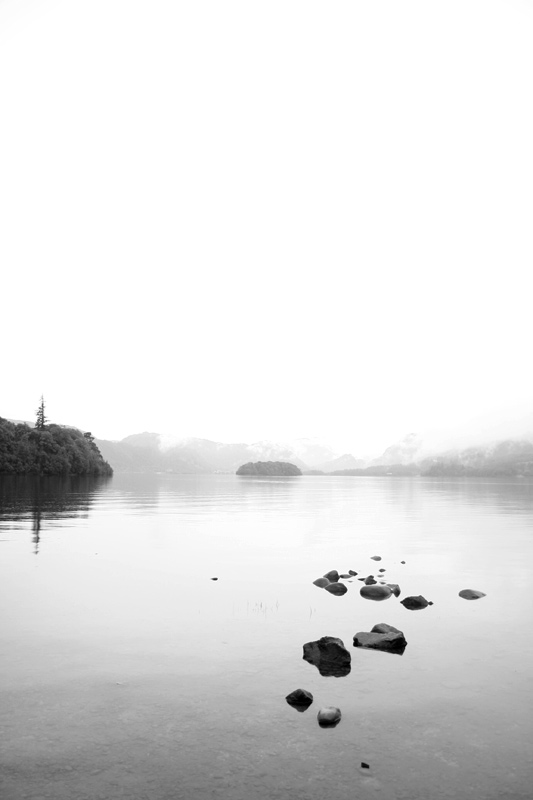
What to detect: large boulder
<box><xmin>459</xmin><ymin>589</ymin><xmax>486</xmax><ymax>600</ymax></box>
<box><xmin>360</xmin><ymin>584</ymin><xmax>392</xmax><ymax>601</ymax></box>
<box><xmin>324</xmin><ymin>582</ymin><xmax>348</xmax><ymax>596</ymax></box>
<box><xmin>401</xmin><ymin>595</ymin><xmax>429</xmax><ymax>610</ymax></box>
<box><xmin>302</xmin><ymin>636</ymin><xmax>351</xmax><ymax>677</ymax></box>
<box><xmin>353</xmin><ymin>623</ymin><xmax>407</xmax><ymax>654</ymax></box>
<box><xmin>317</xmin><ymin>706</ymin><xmax>341</xmax><ymax>727</ymax></box>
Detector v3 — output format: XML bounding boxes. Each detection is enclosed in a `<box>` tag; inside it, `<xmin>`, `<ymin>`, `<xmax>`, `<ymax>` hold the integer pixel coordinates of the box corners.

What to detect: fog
<box><xmin>1</xmin><ymin>1</ymin><xmax>532</xmax><ymax>457</ymax></box>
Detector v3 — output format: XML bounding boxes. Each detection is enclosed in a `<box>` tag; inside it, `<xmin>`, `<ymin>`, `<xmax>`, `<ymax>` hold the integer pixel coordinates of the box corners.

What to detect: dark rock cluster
<box><xmin>286</xmin><ymin>552</ymin><xmax>486</xmax><ymax>733</ymax></box>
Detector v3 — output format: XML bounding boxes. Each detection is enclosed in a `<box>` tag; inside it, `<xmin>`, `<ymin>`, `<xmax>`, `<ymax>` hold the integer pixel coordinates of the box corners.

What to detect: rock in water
<box><xmin>323</xmin><ymin>570</ymin><xmax>339</xmax><ymax>582</ymax></box>
<box><xmin>340</xmin><ymin>573</ymin><xmax>352</xmax><ymax>579</ymax></box>
<box><xmin>324</xmin><ymin>582</ymin><xmax>348</xmax><ymax>596</ymax></box>
<box><xmin>401</xmin><ymin>595</ymin><xmax>429</xmax><ymax>610</ymax></box>
<box><xmin>317</xmin><ymin>707</ymin><xmax>341</xmax><ymax>727</ymax></box>
<box><xmin>370</xmin><ymin>555</ymin><xmax>382</xmax><ymax>561</ymax></box>
<box><xmin>459</xmin><ymin>589</ymin><xmax>486</xmax><ymax>600</ymax></box>
<box><xmin>387</xmin><ymin>583</ymin><xmax>401</xmax><ymax>597</ymax></box>
<box><xmin>302</xmin><ymin>636</ymin><xmax>351</xmax><ymax>677</ymax></box>
<box><xmin>313</xmin><ymin>577</ymin><xmax>331</xmax><ymax>588</ymax></box>
<box><xmin>353</xmin><ymin>623</ymin><xmax>407</xmax><ymax>654</ymax></box>
<box><xmin>348</xmin><ymin>570</ymin><xmax>358</xmax><ymax>576</ymax></box>
<box><xmin>285</xmin><ymin>689</ymin><xmax>313</xmax><ymax>710</ymax></box>
<box><xmin>364</xmin><ymin>576</ymin><xmax>377</xmax><ymax>585</ymax></box>
<box><xmin>360</xmin><ymin>585</ymin><xmax>392</xmax><ymax>601</ymax></box>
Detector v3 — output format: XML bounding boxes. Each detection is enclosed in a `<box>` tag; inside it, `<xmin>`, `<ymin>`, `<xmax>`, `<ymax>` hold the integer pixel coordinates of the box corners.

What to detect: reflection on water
<box><xmin>0</xmin><ymin>474</ymin><xmax>532</xmax><ymax>800</ymax></box>
<box><xmin>0</xmin><ymin>475</ymin><xmax>112</xmax><ymax>554</ymax></box>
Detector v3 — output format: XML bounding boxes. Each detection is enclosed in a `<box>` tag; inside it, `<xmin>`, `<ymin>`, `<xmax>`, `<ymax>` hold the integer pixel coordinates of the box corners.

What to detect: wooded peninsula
<box><xmin>0</xmin><ymin>403</ymin><xmax>112</xmax><ymax>476</ymax></box>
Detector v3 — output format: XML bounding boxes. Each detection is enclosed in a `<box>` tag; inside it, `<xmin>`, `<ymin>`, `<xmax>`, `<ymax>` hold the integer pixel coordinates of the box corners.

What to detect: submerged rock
<box><xmin>323</xmin><ymin>570</ymin><xmax>339</xmax><ymax>582</ymax></box>
<box><xmin>401</xmin><ymin>595</ymin><xmax>429</xmax><ymax>610</ymax></box>
<box><xmin>370</xmin><ymin>555</ymin><xmax>382</xmax><ymax>561</ymax></box>
<box><xmin>360</xmin><ymin>584</ymin><xmax>392</xmax><ymax>601</ymax></box>
<box><xmin>459</xmin><ymin>589</ymin><xmax>486</xmax><ymax>600</ymax></box>
<box><xmin>303</xmin><ymin>636</ymin><xmax>351</xmax><ymax>677</ymax></box>
<box><xmin>364</xmin><ymin>576</ymin><xmax>377</xmax><ymax>585</ymax></box>
<box><xmin>313</xmin><ymin>577</ymin><xmax>331</xmax><ymax>588</ymax></box>
<box><xmin>324</xmin><ymin>582</ymin><xmax>348</xmax><ymax>596</ymax></box>
<box><xmin>285</xmin><ymin>689</ymin><xmax>313</xmax><ymax>710</ymax></box>
<box><xmin>353</xmin><ymin>623</ymin><xmax>407</xmax><ymax>654</ymax></box>
<box><xmin>317</xmin><ymin>707</ymin><xmax>341</xmax><ymax>727</ymax></box>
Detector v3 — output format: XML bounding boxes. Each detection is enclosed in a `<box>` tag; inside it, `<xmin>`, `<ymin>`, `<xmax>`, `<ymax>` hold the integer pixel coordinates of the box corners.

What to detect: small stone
<box><xmin>210</xmin><ymin>577</ymin><xmax>218</xmax><ymax>581</ymax></box>
<box><xmin>348</xmin><ymin>570</ymin><xmax>358</xmax><ymax>576</ymax></box>
<box><xmin>313</xmin><ymin>577</ymin><xmax>331</xmax><ymax>588</ymax></box>
<box><xmin>285</xmin><ymin>689</ymin><xmax>313</xmax><ymax>710</ymax></box>
<box><xmin>370</xmin><ymin>556</ymin><xmax>382</xmax><ymax>561</ymax></box>
<box><xmin>324</xmin><ymin>582</ymin><xmax>348</xmax><ymax>596</ymax></box>
<box><xmin>378</xmin><ymin>568</ymin><xmax>386</xmax><ymax>572</ymax></box>
<box><xmin>360</xmin><ymin>585</ymin><xmax>392</xmax><ymax>601</ymax></box>
<box><xmin>459</xmin><ymin>589</ymin><xmax>486</xmax><ymax>600</ymax></box>
<box><xmin>339</xmin><ymin>573</ymin><xmax>351</xmax><ymax>579</ymax></box>
<box><xmin>323</xmin><ymin>570</ymin><xmax>339</xmax><ymax>582</ymax></box>
<box><xmin>361</xmin><ymin>762</ymin><xmax>370</xmax><ymax>769</ymax></box>
<box><xmin>317</xmin><ymin>706</ymin><xmax>341</xmax><ymax>727</ymax></box>
<box><xmin>400</xmin><ymin>561</ymin><xmax>406</xmax><ymax>564</ymax></box>
<box><xmin>365</xmin><ymin>576</ymin><xmax>377</xmax><ymax>585</ymax></box>
<box><xmin>357</xmin><ymin>577</ymin><xmax>366</xmax><ymax>581</ymax></box>
<box><xmin>400</xmin><ymin>595</ymin><xmax>429</xmax><ymax>610</ymax></box>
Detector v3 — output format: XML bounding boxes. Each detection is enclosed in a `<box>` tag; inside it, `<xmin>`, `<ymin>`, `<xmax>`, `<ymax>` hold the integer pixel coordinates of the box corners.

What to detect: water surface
<box><xmin>1</xmin><ymin>474</ymin><xmax>532</xmax><ymax>799</ymax></box>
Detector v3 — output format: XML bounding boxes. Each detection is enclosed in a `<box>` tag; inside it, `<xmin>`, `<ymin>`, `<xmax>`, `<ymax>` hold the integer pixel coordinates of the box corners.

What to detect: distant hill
<box><xmin>92</xmin><ymin>428</ymin><xmax>533</xmax><ymax>478</ymax></box>
<box><xmin>236</xmin><ymin>461</ymin><xmax>302</xmax><ymax>476</ymax></box>
<box><xmin>95</xmin><ymin>434</ymin><xmax>310</xmax><ymax>474</ymax></box>
<box><xmin>0</xmin><ymin>417</ymin><xmax>112</xmax><ymax>476</ymax></box>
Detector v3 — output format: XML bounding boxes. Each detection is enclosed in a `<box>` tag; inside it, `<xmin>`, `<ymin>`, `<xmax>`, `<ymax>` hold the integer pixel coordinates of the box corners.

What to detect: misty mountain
<box><xmin>314</xmin><ymin>453</ymin><xmax>367</xmax><ymax>472</ymax></box>
<box><xmin>372</xmin><ymin>432</ymin><xmax>423</xmax><ymax>465</ymax></box>
<box><xmin>95</xmin><ymin>434</ymin><xmax>312</xmax><ymax>474</ymax></box>
<box><xmin>95</xmin><ymin>428</ymin><xmax>533</xmax><ymax>477</ymax></box>
<box><xmin>420</xmin><ymin>438</ymin><xmax>533</xmax><ymax>476</ymax></box>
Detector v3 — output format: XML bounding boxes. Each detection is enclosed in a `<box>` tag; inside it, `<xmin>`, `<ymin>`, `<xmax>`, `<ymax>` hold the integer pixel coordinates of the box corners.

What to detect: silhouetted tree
<box><xmin>35</xmin><ymin>396</ymin><xmax>47</xmax><ymax>430</ymax></box>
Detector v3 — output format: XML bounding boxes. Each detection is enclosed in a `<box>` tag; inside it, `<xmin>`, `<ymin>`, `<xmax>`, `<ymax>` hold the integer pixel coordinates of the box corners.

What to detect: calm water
<box><xmin>1</xmin><ymin>474</ymin><xmax>532</xmax><ymax>800</ymax></box>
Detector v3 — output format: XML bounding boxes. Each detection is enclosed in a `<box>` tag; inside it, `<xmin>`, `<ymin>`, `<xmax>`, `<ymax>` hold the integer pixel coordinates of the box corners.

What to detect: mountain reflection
<box><xmin>0</xmin><ymin>475</ymin><xmax>112</xmax><ymax>553</ymax></box>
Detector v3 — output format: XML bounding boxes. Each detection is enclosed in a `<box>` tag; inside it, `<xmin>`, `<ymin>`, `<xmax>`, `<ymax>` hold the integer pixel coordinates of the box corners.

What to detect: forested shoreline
<box><xmin>0</xmin><ymin>417</ymin><xmax>113</xmax><ymax>476</ymax></box>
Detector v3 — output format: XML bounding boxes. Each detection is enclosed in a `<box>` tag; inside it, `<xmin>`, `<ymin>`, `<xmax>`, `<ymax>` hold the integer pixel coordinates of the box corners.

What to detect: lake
<box><xmin>1</xmin><ymin>473</ymin><xmax>532</xmax><ymax>800</ymax></box>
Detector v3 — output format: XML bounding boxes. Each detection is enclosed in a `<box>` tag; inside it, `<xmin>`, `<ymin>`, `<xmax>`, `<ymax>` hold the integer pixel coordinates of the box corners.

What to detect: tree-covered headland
<box><xmin>0</xmin><ymin>398</ymin><xmax>113</xmax><ymax>476</ymax></box>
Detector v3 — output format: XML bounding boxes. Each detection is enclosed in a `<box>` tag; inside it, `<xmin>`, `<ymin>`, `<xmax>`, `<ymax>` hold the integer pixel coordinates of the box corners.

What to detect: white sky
<box><xmin>1</xmin><ymin>0</ymin><xmax>532</xmax><ymax>455</ymax></box>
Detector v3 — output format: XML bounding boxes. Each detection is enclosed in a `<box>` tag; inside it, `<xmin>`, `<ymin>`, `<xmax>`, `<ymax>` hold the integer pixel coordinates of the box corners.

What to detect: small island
<box><xmin>236</xmin><ymin>460</ymin><xmax>302</xmax><ymax>476</ymax></box>
<box><xmin>0</xmin><ymin>398</ymin><xmax>112</xmax><ymax>476</ymax></box>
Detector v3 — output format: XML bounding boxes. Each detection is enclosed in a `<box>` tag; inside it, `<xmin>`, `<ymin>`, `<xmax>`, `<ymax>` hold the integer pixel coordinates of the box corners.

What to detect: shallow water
<box><xmin>1</xmin><ymin>474</ymin><xmax>532</xmax><ymax>800</ymax></box>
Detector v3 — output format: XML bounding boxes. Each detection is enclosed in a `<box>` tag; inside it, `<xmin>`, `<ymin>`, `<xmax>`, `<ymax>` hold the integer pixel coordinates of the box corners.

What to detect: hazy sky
<box><xmin>1</xmin><ymin>0</ymin><xmax>532</xmax><ymax>455</ymax></box>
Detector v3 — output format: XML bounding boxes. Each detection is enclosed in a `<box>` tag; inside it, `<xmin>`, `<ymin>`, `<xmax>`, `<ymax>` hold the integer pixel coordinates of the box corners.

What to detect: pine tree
<box><xmin>35</xmin><ymin>396</ymin><xmax>47</xmax><ymax>430</ymax></box>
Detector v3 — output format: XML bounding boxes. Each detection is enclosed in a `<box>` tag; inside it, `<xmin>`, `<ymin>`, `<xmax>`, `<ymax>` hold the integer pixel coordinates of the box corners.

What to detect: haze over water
<box><xmin>1</xmin><ymin>473</ymin><xmax>532</xmax><ymax>800</ymax></box>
